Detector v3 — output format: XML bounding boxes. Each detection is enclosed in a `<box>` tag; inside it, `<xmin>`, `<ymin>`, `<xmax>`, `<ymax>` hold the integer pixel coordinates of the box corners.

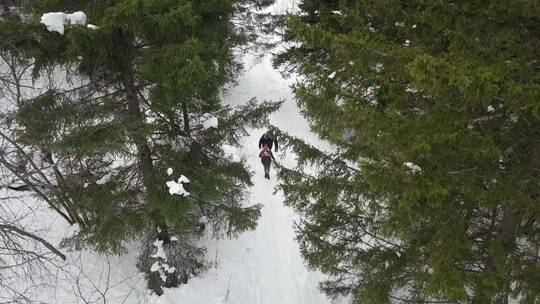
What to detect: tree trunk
<box><xmin>182</xmin><ymin>100</ymin><xmax>190</xmax><ymax>138</ymax></box>
<box><xmin>115</xmin><ymin>27</ymin><xmax>157</xmax><ymax>196</ymax></box>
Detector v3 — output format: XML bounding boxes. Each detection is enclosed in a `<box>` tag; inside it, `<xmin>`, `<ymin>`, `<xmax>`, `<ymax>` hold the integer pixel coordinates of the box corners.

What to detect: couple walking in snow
<box><xmin>258</xmin><ymin>133</ymin><xmax>277</xmax><ymax>179</ymax></box>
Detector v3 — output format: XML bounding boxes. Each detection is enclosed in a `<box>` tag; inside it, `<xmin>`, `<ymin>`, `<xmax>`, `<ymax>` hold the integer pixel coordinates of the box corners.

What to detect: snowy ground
<box><xmin>4</xmin><ymin>1</ymin><xmax>340</xmax><ymax>301</ymax></box>
<box><xmin>4</xmin><ymin>41</ymin><xmax>336</xmax><ymax>304</ymax></box>
<box><xmin>154</xmin><ymin>2</ymin><xmax>337</xmax><ymax>301</ymax></box>
<box><xmin>152</xmin><ymin>54</ymin><xmax>332</xmax><ymax>304</ymax></box>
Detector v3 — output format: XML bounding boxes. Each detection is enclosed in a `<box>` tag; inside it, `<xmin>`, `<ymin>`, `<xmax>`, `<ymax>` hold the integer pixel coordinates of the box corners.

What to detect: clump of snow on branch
<box><xmin>96</xmin><ymin>171</ymin><xmax>115</xmax><ymax>185</ymax></box>
<box><xmin>166</xmin><ymin>175</ymin><xmax>190</xmax><ymax>196</ymax></box>
<box><xmin>200</xmin><ymin>113</ymin><xmax>218</xmax><ymax>129</ymax></box>
<box><xmin>403</xmin><ymin>162</ymin><xmax>423</xmax><ymax>174</ymax></box>
<box><xmin>151</xmin><ymin>240</ymin><xmax>167</xmax><ymax>260</ymax></box>
<box><xmin>167</xmin><ymin>168</ymin><xmax>174</xmax><ymax>176</ymax></box>
<box><xmin>150</xmin><ymin>239</ymin><xmax>175</xmax><ymax>282</ymax></box>
<box><xmin>40</xmin><ymin>11</ymin><xmax>88</xmax><ymax>35</ymax></box>
<box><xmin>150</xmin><ymin>261</ymin><xmax>161</xmax><ymax>272</ymax></box>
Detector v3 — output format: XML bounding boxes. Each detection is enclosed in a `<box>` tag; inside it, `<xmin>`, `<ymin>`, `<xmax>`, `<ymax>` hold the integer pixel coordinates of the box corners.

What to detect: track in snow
<box><xmin>156</xmin><ymin>53</ymin><xmax>331</xmax><ymax>304</ymax></box>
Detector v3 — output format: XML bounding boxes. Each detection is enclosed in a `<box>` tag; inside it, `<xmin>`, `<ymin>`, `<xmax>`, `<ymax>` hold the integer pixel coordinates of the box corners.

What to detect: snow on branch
<box><xmin>200</xmin><ymin>113</ymin><xmax>218</xmax><ymax>129</ymax></box>
<box><xmin>165</xmin><ymin>172</ymin><xmax>190</xmax><ymax>196</ymax></box>
<box><xmin>40</xmin><ymin>11</ymin><xmax>90</xmax><ymax>35</ymax></box>
<box><xmin>150</xmin><ymin>239</ymin><xmax>175</xmax><ymax>282</ymax></box>
<box><xmin>403</xmin><ymin>162</ymin><xmax>422</xmax><ymax>174</ymax></box>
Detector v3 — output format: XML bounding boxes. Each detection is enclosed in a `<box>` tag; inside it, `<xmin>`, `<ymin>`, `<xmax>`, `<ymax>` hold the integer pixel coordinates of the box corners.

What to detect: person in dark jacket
<box><xmin>259</xmin><ymin>144</ymin><xmax>276</xmax><ymax>179</ymax></box>
<box><xmin>259</xmin><ymin>133</ymin><xmax>278</xmax><ymax>152</ymax></box>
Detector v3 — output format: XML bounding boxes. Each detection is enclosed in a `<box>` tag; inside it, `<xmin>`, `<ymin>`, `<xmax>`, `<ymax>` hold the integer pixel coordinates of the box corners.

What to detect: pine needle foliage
<box><xmin>275</xmin><ymin>0</ymin><xmax>540</xmax><ymax>303</ymax></box>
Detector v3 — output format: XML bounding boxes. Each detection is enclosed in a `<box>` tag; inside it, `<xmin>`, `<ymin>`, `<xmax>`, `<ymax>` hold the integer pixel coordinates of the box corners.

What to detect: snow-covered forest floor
<box><xmin>156</xmin><ymin>53</ymin><xmax>332</xmax><ymax>304</ymax></box>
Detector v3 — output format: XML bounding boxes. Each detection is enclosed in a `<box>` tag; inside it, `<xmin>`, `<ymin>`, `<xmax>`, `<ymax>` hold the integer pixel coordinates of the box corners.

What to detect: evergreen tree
<box><xmin>0</xmin><ymin>0</ymin><xmax>279</xmax><ymax>294</ymax></box>
<box><xmin>275</xmin><ymin>0</ymin><xmax>540</xmax><ymax>303</ymax></box>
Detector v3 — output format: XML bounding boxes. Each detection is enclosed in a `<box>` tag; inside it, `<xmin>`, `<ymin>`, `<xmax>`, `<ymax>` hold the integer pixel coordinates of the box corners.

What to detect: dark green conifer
<box><xmin>0</xmin><ymin>0</ymin><xmax>279</xmax><ymax>294</ymax></box>
<box><xmin>276</xmin><ymin>0</ymin><xmax>540</xmax><ymax>303</ymax></box>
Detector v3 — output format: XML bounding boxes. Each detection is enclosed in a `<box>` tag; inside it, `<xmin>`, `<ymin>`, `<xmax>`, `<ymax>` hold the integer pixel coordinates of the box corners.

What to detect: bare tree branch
<box><xmin>0</xmin><ymin>223</ymin><xmax>66</xmax><ymax>261</ymax></box>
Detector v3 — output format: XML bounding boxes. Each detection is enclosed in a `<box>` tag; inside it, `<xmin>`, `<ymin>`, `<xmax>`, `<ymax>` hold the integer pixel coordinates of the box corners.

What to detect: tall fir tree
<box><xmin>275</xmin><ymin>0</ymin><xmax>540</xmax><ymax>303</ymax></box>
<box><xmin>0</xmin><ymin>0</ymin><xmax>279</xmax><ymax>294</ymax></box>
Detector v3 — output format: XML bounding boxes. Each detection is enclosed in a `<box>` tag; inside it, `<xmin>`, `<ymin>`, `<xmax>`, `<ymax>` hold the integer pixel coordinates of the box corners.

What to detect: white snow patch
<box><xmin>222</xmin><ymin>144</ymin><xmax>243</xmax><ymax>162</ymax></box>
<box><xmin>40</xmin><ymin>11</ymin><xmax>88</xmax><ymax>35</ymax></box>
<box><xmin>371</xmin><ymin>63</ymin><xmax>383</xmax><ymax>73</ymax></box>
<box><xmin>166</xmin><ymin>175</ymin><xmax>190</xmax><ymax>196</ymax></box>
<box><xmin>40</xmin><ymin>12</ymin><xmax>68</xmax><ymax>34</ymax></box>
<box><xmin>162</xmin><ymin>263</ymin><xmax>175</xmax><ymax>273</ymax></box>
<box><xmin>151</xmin><ymin>239</ymin><xmax>167</xmax><ymax>260</ymax></box>
<box><xmin>487</xmin><ymin>105</ymin><xmax>495</xmax><ymax>112</ymax></box>
<box><xmin>405</xmin><ymin>85</ymin><xmax>418</xmax><ymax>93</ymax></box>
<box><xmin>404</xmin><ymin>162</ymin><xmax>422</xmax><ymax>174</ymax></box>
<box><xmin>87</xmin><ymin>24</ymin><xmax>98</xmax><ymax>30</ymax></box>
<box><xmin>178</xmin><ymin>175</ymin><xmax>190</xmax><ymax>183</ymax></box>
<box><xmin>67</xmin><ymin>11</ymin><xmax>87</xmax><ymax>25</ymax></box>
<box><xmin>170</xmin><ymin>236</ymin><xmax>179</xmax><ymax>242</ymax></box>
<box><xmin>96</xmin><ymin>171</ymin><xmax>114</xmax><ymax>185</ymax></box>
<box><xmin>200</xmin><ymin>113</ymin><xmax>218</xmax><ymax>129</ymax></box>
<box><xmin>328</xmin><ymin>71</ymin><xmax>336</xmax><ymax>79</ymax></box>
<box><xmin>151</xmin><ymin>261</ymin><xmax>161</xmax><ymax>272</ymax></box>
<box><xmin>151</xmin><ymin>248</ymin><xmax>174</xmax><ymax>282</ymax></box>
<box><xmin>331</xmin><ymin>10</ymin><xmax>342</xmax><ymax>15</ymax></box>
<box><xmin>167</xmin><ymin>168</ymin><xmax>174</xmax><ymax>176</ymax></box>
<box><xmin>509</xmin><ymin>114</ymin><xmax>519</xmax><ymax>123</ymax></box>
<box><xmin>159</xmin><ymin>269</ymin><xmax>167</xmax><ymax>281</ymax></box>
<box><xmin>65</xmin><ymin>223</ymin><xmax>81</xmax><ymax>238</ymax></box>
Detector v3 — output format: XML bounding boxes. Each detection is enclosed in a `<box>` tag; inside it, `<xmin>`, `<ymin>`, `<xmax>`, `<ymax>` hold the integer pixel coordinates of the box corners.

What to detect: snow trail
<box><xmin>156</xmin><ymin>54</ymin><xmax>331</xmax><ymax>304</ymax></box>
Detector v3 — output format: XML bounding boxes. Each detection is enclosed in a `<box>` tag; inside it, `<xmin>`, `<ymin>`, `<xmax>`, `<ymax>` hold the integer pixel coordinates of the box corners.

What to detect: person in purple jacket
<box><xmin>259</xmin><ymin>144</ymin><xmax>276</xmax><ymax>179</ymax></box>
<box><xmin>258</xmin><ymin>133</ymin><xmax>278</xmax><ymax>152</ymax></box>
